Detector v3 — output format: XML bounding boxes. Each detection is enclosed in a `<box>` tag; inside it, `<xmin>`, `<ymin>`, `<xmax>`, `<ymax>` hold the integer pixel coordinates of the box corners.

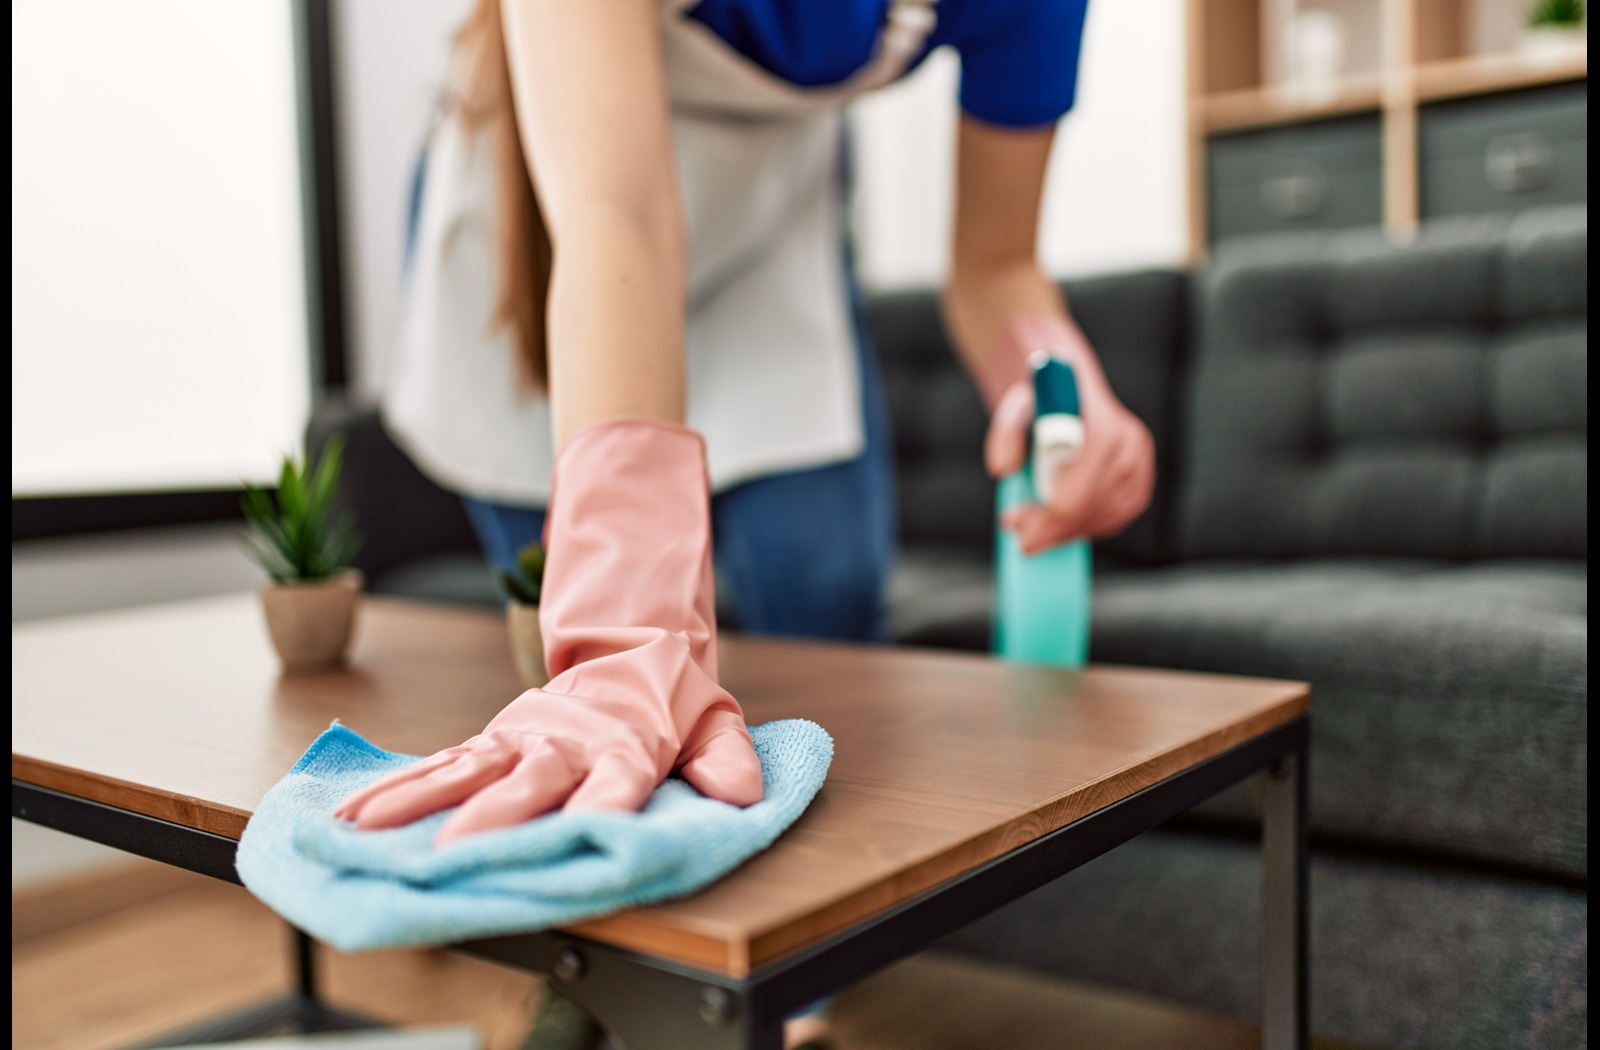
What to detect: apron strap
<box><xmin>663</xmin><ymin>0</ymin><xmax>939</xmax><ymax>103</ymax></box>
<box><xmin>851</xmin><ymin>0</ymin><xmax>940</xmax><ymax>93</ymax></box>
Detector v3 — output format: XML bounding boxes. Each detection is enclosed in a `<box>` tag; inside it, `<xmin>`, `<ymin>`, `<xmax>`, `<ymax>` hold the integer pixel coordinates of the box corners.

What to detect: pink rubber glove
<box><xmin>335</xmin><ymin>419</ymin><xmax>764</xmax><ymax>846</ymax></box>
<box><xmin>979</xmin><ymin>315</ymin><xmax>1155</xmax><ymax>555</ymax></box>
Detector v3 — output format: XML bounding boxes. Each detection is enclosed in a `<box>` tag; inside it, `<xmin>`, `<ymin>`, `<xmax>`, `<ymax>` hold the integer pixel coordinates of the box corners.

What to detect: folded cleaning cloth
<box><xmin>236</xmin><ymin>720</ymin><xmax>833</xmax><ymax>951</ymax></box>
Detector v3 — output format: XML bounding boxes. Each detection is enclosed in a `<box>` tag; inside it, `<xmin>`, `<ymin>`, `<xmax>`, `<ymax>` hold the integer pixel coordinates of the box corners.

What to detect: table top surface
<box><xmin>13</xmin><ymin>595</ymin><xmax>1307</xmax><ymax>977</ymax></box>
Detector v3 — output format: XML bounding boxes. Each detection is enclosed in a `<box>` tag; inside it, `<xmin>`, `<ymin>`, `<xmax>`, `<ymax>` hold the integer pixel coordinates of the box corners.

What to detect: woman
<box><xmin>344</xmin><ymin>0</ymin><xmax>1152</xmax><ymax>1041</ymax></box>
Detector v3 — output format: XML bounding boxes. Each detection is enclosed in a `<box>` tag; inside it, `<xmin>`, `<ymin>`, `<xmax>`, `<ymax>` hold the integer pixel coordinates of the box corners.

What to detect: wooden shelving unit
<box><xmin>1186</xmin><ymin>0</ymin><xmax>1588</xmax><ymax>257</ymax></box>
<box><xmin>1412</xmin><ymin>49</ymin><xmax>1590</xmax><ymax>101</ymax></box>
<box><xmin>1202</xmin><ymin>76</ymin><xmax>1384</xmax><ymax>131</ymax></box>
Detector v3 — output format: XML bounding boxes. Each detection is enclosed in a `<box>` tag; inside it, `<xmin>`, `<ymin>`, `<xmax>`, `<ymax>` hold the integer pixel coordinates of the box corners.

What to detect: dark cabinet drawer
<box><xmin>1207</xmin><ymin>114</ymin><xmax>1383</xmax><ymax>242</ymax></box>
<box><xmin>1419</xmin><ymin>82</ymin><xmax>1587</xmax><ymax>219</ymax></box>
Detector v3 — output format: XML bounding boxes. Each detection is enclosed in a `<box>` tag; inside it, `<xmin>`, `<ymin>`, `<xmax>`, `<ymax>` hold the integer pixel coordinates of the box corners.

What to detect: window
<box><xmin>12</xmin><ymin>0</ymin><xmax>311</xmax><ymax>495</ymax></box>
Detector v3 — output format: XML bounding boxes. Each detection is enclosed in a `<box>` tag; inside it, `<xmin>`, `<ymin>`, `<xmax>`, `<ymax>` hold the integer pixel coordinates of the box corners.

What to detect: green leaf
<box><xmin>240</xmin><ymin>483</ymin><xmax>275</xmax><ymax>526</ymax></box>
<box><xmin>311</xmin><ymin>437</ymin><xmax>345</xmax><ymax>506</ymax></box>
<box><xmin>240</xmin><ymin>534</ymin><xmax>294</xmax><ymax>582</ymax></box>
<box><xmin>241</xmin><ymin>440</ymin><xmax>360</xmax><ymax>582</ymax></box>
<box><xmin>306</xmin><ymin>443</ymin><xmax>339</xmax><ymax>532</ymax></box>
<box><xmin>325</xmin><ymin>514</ymin><xmax>362</xmax><ymax>570</ymax></box>
<box><xmin>516</xmin><ymin>543</ymin><xmax>546</xmax><ymax>585</ymax></box>
<box><xmin>495</xmin><ymin>541</ymin><xmax>544</xmax><ymax>604</ymax></box>
<box><xmin>497</xmin><ymin>568</ymin><xmax>539</xmax><ymax>605</ymax></box>
<box><xmin>241</xmin><ymin>485</ymin><xmax>292</xmax><ymax>563</ymax></box>
<box><xmin>277</xmin><ymin>456</ymin><xmax>302</xmax><ymax>523</ymax></box>
<box><xmin>1529</xmin><ymin>0</ymin><xmax>1585</xmax><ymax>26</ymax></box>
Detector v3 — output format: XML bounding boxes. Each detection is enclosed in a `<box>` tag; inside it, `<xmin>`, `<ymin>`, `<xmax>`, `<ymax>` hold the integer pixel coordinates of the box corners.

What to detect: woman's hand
<box><xmin>334</xmin><ymin>665</ymin><xmax>759</xmax><ymax>848</ymax></box>
<box><xmin>336</xmin><ymin>420</ymin><xmax>763</xmax><ymax>846</ymax></box>
<box><xmin>981</xmin><ymin>315</ymin><xmax>1155</xmax><ymax>554</ymax></box>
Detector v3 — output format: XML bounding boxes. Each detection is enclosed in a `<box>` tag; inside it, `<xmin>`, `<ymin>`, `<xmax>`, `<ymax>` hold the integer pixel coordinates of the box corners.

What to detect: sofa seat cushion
<box><xmin>888</xmin><ymin>545</ymin><xmax>996</xmax><ymax>651</ymax></box>
<box><xmin>1092</xmin><ymin>558</ymin><xmax>1587</xmax><ymax>878</ymax></box>
<box><xmin>887</xmin><ymin>551</ymin><xmax>1587</xmax><ymax>877</ymax></box>
<box><xmin>939</xmin><ymin>826</ymin><xmax>1588</xmax><ymax>1050</ymax></box>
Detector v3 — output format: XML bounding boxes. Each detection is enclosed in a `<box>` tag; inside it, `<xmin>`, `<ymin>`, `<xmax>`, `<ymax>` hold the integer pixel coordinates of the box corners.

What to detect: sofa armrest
<box><xmin>305</xmin><ymin>395</ymin><xmax>480</xmax><ymax>585</ymax></box>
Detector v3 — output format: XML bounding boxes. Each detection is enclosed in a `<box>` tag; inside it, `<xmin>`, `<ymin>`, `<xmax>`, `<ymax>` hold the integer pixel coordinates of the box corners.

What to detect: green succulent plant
<box><xmin>241</xmin><ymin>437</ymin><xmax>362</xmax><ymax>584</ymax></box>
<box><xmin>498</xmin><ymin>541</ymin><xmax>546</xmax><ymax>606</ymax></box>
<box><xmin>1528</xmin><ymin>0</ymin><xmax>1585</xmax><ymax>27</ymax></box>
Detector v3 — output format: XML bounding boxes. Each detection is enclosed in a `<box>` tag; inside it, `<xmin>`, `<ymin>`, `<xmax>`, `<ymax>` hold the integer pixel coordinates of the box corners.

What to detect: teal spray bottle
<box><xmin>993</xmin><ymin>354</ymin><xmax>1092</xmax><ymax>667</ymax></box>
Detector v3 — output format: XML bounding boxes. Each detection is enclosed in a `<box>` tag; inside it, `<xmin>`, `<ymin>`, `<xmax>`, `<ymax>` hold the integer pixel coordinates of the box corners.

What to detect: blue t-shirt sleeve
<box><xmin>956</xmin><ymin>0</ymin><xmax>1090</xmax><ymax>128</ymax></box>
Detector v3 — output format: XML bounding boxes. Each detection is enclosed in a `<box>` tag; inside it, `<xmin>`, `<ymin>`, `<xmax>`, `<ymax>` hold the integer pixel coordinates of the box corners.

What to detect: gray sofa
<box><xmin>310</xmin><ymin>205</ymin><xmax>1587</xmax><ymax>1049</ymax></box>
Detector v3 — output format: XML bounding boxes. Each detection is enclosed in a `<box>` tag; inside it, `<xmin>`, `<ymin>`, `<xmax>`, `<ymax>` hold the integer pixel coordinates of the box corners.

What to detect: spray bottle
<box><xmin>993</xmin><ymin>353</ymin><xmax>1092</xmax><ymax>667</ymax></box>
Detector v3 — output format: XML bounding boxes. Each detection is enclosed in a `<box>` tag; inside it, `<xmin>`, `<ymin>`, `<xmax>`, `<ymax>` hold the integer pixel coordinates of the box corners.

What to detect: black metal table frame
<box><xmin>13</xmin><ymin>715</ymin><xmax>1308</xmax><ymax>1050</ymax></box>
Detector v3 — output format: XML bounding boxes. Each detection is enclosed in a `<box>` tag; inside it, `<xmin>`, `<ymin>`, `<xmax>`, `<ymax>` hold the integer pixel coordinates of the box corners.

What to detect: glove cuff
<box><xmin>541</xmin><ymin>417</ymin><xmax>719</xmax><ymax>680</ymax></box>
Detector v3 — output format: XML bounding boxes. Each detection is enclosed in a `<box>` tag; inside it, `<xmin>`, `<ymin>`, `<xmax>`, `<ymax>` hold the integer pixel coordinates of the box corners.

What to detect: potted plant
<box><xmin>242</xmin><ymin>438</ymin><xmax>364</xmax><ymax>673</ymax></box>
<box><xmin>499</xmin><ymin>541</ymin><xmax>548</xmax><ymax>688</ymax></box>
<box><xmin>1522</xmin><ymin>0</ymin><xmax>1586</xmax><ymax>62</ymax></box>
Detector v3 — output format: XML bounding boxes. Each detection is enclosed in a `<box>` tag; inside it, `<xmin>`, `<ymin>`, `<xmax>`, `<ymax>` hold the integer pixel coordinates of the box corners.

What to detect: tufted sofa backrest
<box><xmin>1181</xmin><ymin>206</ymin><xmax>1587</xmax><ymax>561</ymax></box>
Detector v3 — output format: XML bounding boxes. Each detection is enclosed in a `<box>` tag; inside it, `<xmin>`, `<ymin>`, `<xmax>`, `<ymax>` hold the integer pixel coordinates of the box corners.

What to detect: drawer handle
<box><xmin>1261</xmin><ymin>164</ymin><xmax>1328</xmax><ymax>219</ymax></box>
<box><xmin>1485</xmin><ymin>134</ymin><xmax>1552</xmax><ymax>194</ymax></box>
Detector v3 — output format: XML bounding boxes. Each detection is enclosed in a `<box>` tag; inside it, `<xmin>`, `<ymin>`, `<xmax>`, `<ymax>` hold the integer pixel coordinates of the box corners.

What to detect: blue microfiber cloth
<box><xmin>236</xmin><ymin>720</ymin><xmax>833</xmax><ymax>951</ymax></box>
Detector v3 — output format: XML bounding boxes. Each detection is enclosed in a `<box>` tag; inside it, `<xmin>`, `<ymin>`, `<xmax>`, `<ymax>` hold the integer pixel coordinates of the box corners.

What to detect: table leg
<box><xmin>293</xmin><ymin>926</ymin><xmax>318</xmax><ymax>999</ymax></box>
<box><xmin>466</xmin><ymin>940</ymin><xmax>785</xmax><ymax>1050</ymax></box>
<box><xmin>126</xmin><ymin>926</ymin><xmax>379</xmax><ymax>1047</ymax></box>
<box><xmin>553</xmin><ymin>981</ymin><xmax>784</xmax><ymax>1050</ymax></box>
<box><xmin>534</xmin><ymin>986</ymin><xmax>785</xmax><ymax>1050</ymax></box>
<box><xmin>1258</xmin><ymin>745</ymin><xmax>1309</xmax><ymax>1050</ymax></box>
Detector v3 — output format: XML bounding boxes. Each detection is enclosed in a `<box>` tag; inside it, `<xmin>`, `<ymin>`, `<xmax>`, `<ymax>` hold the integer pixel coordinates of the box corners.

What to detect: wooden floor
<box><xmin>13</xmin><ymin>859</ymin><xmax>1334</xmax><ymax>1050</ymax></box>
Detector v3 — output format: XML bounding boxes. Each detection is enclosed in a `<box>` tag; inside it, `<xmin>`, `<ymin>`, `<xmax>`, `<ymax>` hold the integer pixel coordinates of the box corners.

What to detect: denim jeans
<box><xmin>462</xmin><ymin>307</ymin><xmax>897</xmax><ymax>645</ymax></box>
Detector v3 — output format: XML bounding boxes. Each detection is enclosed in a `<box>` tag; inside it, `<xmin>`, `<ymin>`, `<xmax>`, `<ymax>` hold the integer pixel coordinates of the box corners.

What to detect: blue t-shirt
<box><xmin>686</xmin><ymin>0</ymin><xmax>1090</xmax><ymax>128</ymax></box>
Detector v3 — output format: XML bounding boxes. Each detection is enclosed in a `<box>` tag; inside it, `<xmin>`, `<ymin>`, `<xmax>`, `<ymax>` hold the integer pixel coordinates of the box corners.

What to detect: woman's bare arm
<box><xmin>942</xmin><ymin>116</ymin><xmax>1072</xmax><ymax>392</ymax></box>
<box><xmin>942</xmin><ymin>116</ymin><xmax>1154</xmax><ymax>547</ymax></box>
<box><xmin>500</xmin><ymin>0</ymin><xmax>686</xmax><ymax>449</ymax></box>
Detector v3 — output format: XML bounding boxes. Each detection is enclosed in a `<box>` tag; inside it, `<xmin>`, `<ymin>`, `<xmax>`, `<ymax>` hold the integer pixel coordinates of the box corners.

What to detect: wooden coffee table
<box><xmin>13</xmin><ymin>595</ymin><xmax>1310</xmax><ymax>1049</ymax></box>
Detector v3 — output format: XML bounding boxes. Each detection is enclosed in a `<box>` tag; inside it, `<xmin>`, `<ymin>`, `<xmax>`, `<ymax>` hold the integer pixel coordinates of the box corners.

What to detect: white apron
<box><xmin>385</xmin><ymin>0</ymin><xmax>937</xmax><ymax>502</ymax></box>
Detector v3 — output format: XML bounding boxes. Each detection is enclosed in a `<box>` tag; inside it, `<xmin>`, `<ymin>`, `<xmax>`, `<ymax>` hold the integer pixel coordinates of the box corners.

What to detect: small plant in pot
<box><xmin>242</xmin><ymin>438</ymin><xmax>364</xmax><ymax>674</ymax></box>
<box><xmin>1523</xmin><ymin>0</ymin><xmax>1586</xmax><ymax>61</ymax></box>
<box><xmin>499</xmin><ymin>541</ymin><xmax>548</xmax><ymax>688</ymax></box>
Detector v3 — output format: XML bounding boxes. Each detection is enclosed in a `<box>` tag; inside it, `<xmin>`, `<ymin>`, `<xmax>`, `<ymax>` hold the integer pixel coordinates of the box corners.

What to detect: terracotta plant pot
<box><xmin>259</xmin><ymin>570</ymin><xmax>363</xmax><ymax>673</ymax></box>
<box><xmin>507</xmin><ymin>601</ymin><xmax>548</xmax><ymax>688</ymax></box>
